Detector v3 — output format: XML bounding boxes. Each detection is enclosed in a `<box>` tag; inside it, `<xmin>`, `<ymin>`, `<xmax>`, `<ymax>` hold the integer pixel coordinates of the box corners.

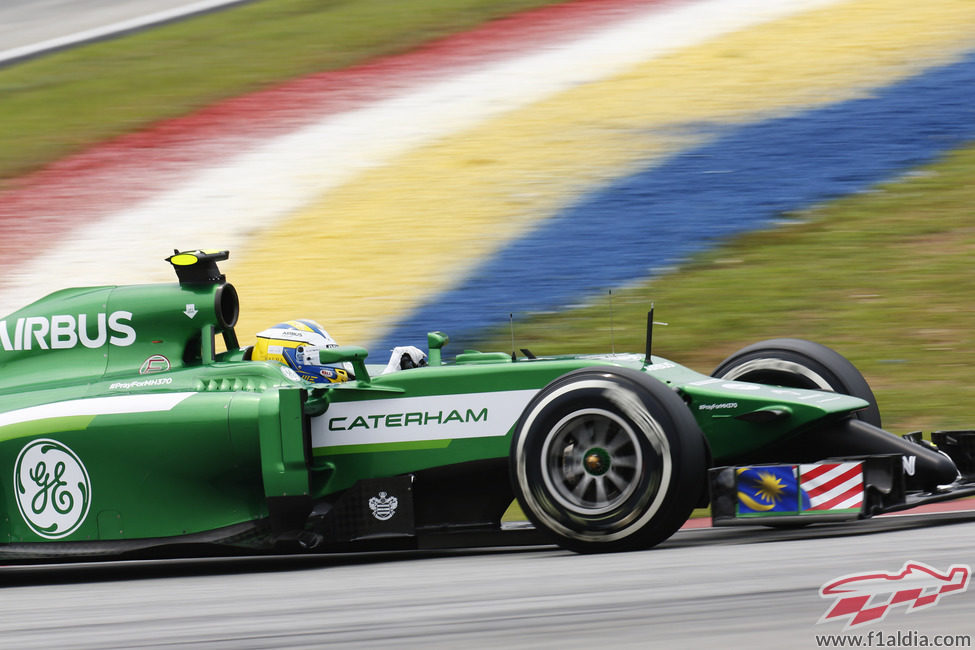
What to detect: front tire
<box><xmin>711</xmin><ymin>338</ymin><xmax>881</xmax><ymax>427</ymax></box>
<box><xmin>510</xmin><ymin>367</ymin><xmax>707</xmax><ymax>553</ymax></box>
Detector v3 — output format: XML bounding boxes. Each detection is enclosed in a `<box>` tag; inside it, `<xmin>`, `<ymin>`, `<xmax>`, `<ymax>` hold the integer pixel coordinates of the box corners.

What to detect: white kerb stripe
<box><xmin>0</xmin><ymin>0</ymin><xmax>848</xmax><ymax>315</ymax></box>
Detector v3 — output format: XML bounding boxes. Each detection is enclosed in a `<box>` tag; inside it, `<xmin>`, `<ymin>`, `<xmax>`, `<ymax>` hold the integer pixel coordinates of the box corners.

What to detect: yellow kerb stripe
<box><xmin>232</xmin><ymin>0</ymin><xmax>975</xmax><ymax>345</ymax></box>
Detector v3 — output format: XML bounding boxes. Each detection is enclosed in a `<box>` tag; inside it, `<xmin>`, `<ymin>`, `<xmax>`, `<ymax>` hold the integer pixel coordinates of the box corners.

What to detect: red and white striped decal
<box><xmin>800</xmin><ymin>462</ymin><xmax>864</xmax><ymax>511</ymax></box>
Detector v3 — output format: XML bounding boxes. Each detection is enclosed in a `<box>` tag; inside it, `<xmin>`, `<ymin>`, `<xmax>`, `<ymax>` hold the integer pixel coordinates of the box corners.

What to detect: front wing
<box><xmin>710</xmin><ymin>430</ymin><xmax>975</xmax><ymax>526</ymax></box>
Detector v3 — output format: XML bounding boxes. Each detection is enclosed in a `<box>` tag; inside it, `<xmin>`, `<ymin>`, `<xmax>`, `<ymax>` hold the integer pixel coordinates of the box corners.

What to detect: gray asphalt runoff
<box><xmin>2</xmin><ymin>512</ymin><xmax>974</xmax><ymax>648</ymax></box>
<box><xmin>0</xmin><ymin>0</ymin><xmax>253</xmax><ymax>65</ymax></box>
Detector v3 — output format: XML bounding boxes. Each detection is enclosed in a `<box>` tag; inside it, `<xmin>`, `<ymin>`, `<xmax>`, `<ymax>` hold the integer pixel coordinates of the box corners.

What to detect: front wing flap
<box><xmin>710</xmin><ymin>437</ymin><xmax>975</xmax><ymax>527</ymax></box>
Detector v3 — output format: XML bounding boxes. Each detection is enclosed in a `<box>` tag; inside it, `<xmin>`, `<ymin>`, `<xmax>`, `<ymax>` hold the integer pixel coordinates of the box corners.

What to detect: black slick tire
<box><xmin>510</xmin><ymin>367</ymin><xmax>707</xmax><ymax>553</ymax></box>
<box><xmin>711</xmin><ymin>338</ymin><xmax>881</xmax><ymax>427</ymax></box>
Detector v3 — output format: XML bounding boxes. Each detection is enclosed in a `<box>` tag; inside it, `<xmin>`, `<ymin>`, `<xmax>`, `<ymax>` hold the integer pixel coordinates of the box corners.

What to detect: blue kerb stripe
<box><xmin>374</xmin><ymin>48</ymin><xmax>975</xmax><ymax>354</ymax></box>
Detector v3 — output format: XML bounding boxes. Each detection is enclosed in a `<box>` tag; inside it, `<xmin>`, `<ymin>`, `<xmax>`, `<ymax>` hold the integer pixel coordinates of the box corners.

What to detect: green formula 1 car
<box><xmin>1</xmin><ymin>250</ymin><xmax>973</xmax><ymax>561</ymax></box>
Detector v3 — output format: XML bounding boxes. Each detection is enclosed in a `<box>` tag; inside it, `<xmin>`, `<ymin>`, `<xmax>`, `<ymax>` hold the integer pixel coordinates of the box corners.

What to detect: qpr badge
<box><xmin>368</xmin><ymin>491</ymin><xmax>399</xmax><ymax>521</ymax></box>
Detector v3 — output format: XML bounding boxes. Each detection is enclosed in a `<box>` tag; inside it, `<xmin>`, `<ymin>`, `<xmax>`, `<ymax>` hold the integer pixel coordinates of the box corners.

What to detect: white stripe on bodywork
<box><xmin>0</xmin><ymin>392</ymin><xmax>197</xmax><ymax>428</ymax></box>
<box><xmin>312</xmin><ymin>390</ymin><xmax>537</xmax><ymax>448</ymax></box>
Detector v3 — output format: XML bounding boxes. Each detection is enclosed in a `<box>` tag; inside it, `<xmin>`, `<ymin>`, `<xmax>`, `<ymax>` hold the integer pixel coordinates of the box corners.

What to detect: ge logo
<box><xmin>14</xmin><ymin>439</ymin><xmax>92</xmax><ymax>539</ymax></box>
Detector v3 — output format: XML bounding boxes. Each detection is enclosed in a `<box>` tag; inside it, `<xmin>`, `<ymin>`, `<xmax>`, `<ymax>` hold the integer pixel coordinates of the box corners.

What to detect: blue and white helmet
<box><xmin>251</xmin><ymin>319</ymin><xmax>352</xmax><ymax>383</ymax></box>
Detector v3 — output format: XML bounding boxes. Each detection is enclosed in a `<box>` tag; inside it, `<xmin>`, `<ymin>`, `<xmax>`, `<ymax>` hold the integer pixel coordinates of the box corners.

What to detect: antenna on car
<box><xmin>644</xmin><ymin>302</ymin><xmax>654</xmax><ymax>363</ymax></box>
<box><xmin>609</xmin><ymin>289</ymin><xmax>616</xmax><ymax>355</ymax></box>
<box><xmin>510</xmin><ymin>313</ymin><xmax>516</xmax><ymax>361</ymax></box>
<box><xmin>644</xmin><ymin>302</ymin><xmax>669</xmax><ymax>365</ymax></box>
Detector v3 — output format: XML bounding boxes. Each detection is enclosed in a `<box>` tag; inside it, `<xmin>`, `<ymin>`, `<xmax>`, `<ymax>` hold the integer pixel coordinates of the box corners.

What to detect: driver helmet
<box><xmin>251</xmin><ymin>319</ymin><xmax>352</xmax><ymax>383</ymax></box>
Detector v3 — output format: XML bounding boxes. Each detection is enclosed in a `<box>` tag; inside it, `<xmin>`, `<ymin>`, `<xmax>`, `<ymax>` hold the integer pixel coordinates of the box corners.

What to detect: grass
<box><xmin>473</xmin><ymin>144</ymin><xmax>975</xmax><ymax>435</ymax></box>
<box><xmin>0</xmin><ymin>0</ymin><xmax>562</xmax><ymax>185</ymax></box>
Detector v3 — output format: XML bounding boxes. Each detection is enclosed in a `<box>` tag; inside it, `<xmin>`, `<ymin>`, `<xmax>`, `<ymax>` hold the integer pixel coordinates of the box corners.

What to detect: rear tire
<box><xmin>711</xmin><ymin>338</ymin><xmax>881</xmax><ymax>427</ymax></box>
<box><xmin>510</xmin><ymin>367</ymin><xmax>707</xmax><ymax>553</ymax></box>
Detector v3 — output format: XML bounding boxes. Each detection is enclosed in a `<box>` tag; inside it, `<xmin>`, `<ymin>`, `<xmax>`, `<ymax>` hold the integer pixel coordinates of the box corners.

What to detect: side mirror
<box><xmin>304</xmin><ymin>345</ymin><xmax>371</xmax><ymax>385</ymax></box>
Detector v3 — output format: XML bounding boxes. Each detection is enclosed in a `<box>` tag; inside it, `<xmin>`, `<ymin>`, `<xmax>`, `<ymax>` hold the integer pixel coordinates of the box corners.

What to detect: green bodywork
<box><xmin>0</xmin><ymin>252</ymin><xmax>867</xmax><ymax>546</ymax></box>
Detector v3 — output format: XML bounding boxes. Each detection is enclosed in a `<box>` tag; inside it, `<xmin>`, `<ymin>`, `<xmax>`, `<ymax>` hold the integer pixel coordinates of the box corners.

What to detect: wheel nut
<box><xmin>584</xmin><ymin>448</ymin><xmax>610</xmax><ymax>475</ymax></box>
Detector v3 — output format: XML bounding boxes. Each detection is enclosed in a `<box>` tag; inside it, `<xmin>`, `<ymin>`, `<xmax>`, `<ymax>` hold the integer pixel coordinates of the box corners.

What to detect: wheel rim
<box><xmin>540</xmin><ymin>408</ymin><xmax>643</xmax><ymax>516</ymax></box>
<box><xmin>718</xmin><ymin>358</ymin><xmax>833</xmax><ymax>391</ymax></box>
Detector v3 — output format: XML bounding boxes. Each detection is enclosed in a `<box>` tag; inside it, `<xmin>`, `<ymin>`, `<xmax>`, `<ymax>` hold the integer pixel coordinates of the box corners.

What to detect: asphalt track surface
<box><xmin>0</xmin><ymin>0</ymin><xmax>250</xmax><ymax>65</ymax></box>
<box><xmin>3</xmin><ymin>510</ymin><xmax>975</xmax><ymax>649</ymax></box>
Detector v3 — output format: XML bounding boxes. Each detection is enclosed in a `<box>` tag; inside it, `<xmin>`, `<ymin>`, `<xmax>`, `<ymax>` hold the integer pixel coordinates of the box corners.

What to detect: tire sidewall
<box><xmin>511</xmin><ymin>368</ymin><xmax>704</xmax><ymax>551</ymax></box>
<box><xmin>712</xmin><ymin>338</ymin><xmax>881</xmax><ymax>427</ymax></box>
